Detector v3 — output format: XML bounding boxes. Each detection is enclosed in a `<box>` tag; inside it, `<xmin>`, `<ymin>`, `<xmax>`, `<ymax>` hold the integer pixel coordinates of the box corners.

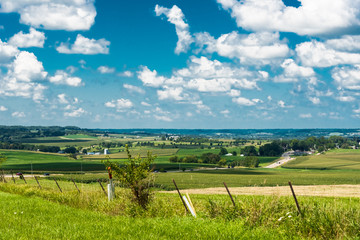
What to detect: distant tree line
<box><xmin>169</xmin><ymin>153</ymin><xmax>222</xmax><ymax>164</ymax></box>
<box><xmin>239</xmin><ymin>136</ymin><xmax>359</xmax><ymax>157</ymax></box>
<box><xmin>0</xmin><ymin>125</ymin><xmax>96</xmax><ymax>142</ymax></box>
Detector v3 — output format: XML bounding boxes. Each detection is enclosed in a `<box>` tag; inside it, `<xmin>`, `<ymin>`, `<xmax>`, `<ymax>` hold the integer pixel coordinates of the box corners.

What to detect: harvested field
<box><xmin>163</xmin><ymin>184</ymin><xmax>360</xmax><ymax>197</ymax></box>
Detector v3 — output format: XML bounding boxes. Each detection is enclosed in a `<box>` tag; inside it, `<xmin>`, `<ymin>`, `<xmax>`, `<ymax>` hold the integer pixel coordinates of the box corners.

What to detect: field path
<box><xmin>162</xmin><ymin>185</ymin><xmax>360</xmax><ymax>197</ymax></box>
<box><xmin>264</xmin><ymin>151</ymin><xmax>295</xmax><ymax>168</ymax></box>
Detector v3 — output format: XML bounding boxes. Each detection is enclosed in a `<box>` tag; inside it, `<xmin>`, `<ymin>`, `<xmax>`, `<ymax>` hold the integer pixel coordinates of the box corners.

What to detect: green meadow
<box><xmin>1</xmin><ymin>181</ymin><xmax>360</xmax><ymax>239</ymax></box>
<box><xmin>284</xmin><ymin>149</ymin><xmax>360</xmax><ymax>170</ymax></box>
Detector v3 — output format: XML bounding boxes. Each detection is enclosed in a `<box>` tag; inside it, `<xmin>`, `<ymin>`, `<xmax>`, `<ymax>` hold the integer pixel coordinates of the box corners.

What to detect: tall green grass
<box><xmin>1</xmin><ymin>182</ymin><xmax>360</xmax><ymax>239</ymax></box>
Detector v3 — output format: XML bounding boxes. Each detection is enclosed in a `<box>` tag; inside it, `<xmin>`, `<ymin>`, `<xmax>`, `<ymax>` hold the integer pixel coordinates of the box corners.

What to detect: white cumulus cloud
<box><xmin>8</xmin><ymin>27</ymin><xmax>45</xmax><ymax>48</ymax></box>
<box><xmin>217</xmin><ymin>0</ymin><xmax>360</xmax><ymax>36</ymax></box>
<box><xmin>336</xmin><ymin>95</ymin><xmax>355</xmax><ymax>102</ymax></box>
<box><xmin>308</xmin><ymin>97</ymin><xmax>321</xmax><ymax>105</ymax></box>
<box><xmin>0</xmin><ymin>51</ymin><xmax>48</xmax><ymax>101</ymax></box>
<box><xmin>49</xmin><ymin>70</ymin><xmax>82</xmax><ymax>87</ymax></box>
<box><xmin>299</xmin><ymin>113</ymin><xmax>312</xmax><ymax>118</ymax></box>
<box><xmin>157</xmin><ymin>87</ymin><xmax>183</xmax><ymax>100</ymax></box>
<box><xmin>105</xmin><ymin>98</ymin><xmax>133</xmax><ymax>112</ymax></box>
<box><xmin>155</xmin><ymin>5</ymin><xmax>193</xmax><ymax>54</ymax></box>
<box><xmin>0</xmin><ymin>39</ymin><xmax>19</xmax><ymax>63</ymax></box>
<box><xmin>12</xmin><ymin>111</ymin><xmax>25</xmax><ymax>118</ymax></box>
<box><xmin>137</xmin><ymin>66</ymin><xmax>166</xmax><ymax>87</ymax></box>
<box><xmin>196</xmin><ymin>31</ymin><xmax>289</xmax><ymax>65</ymax></box>
<box><xmin>154</xmin><ymin>115</ymin><xmax>173</xmax><ymax>122</ymax></box>
<box><xmin>232</xmin><ymin>97</ymin><xmax>260</xmax><ymax>106</ymax></box>
<box><xmin>0</xmin><ymin>0</ymin><xmax>97</xmax><ymax>31</ymax></box>
<box><xmin>123</xmin><ymin>84</ymin><xmax>145</xmax><ymax>94</ymax></box>
<box><xmin>97</xmin><ymin>66</ymin><xmax>115</xmax><ymax>74</ymax></box>
<box><xmin>57</xmin><ymin>34</ymin><xmax>110</xmax><ymax>55</ymax></box>
<box><xmin>274</xmin><ymin>58</ymin><xmax>315</xmax><ymax>82</ymax></box>
<box><xmin>64</xmin><ymin>108</ymin><xmax>86</xmax><ymax>117</ymax></box>
<box><xmin>0</xmin><ymin>106</ymin><xmax>7</xmax><ymax>111</ymax></box>
<box><xmin>118</xmin><ymin>71</ymin><xmax>133</xmax><ymax>77</ymax></box>
<box><xmin>332</xmin><ymin>65</ymin><xmax>360</xmax><ymax>90</ymax></box>
<box><xmin>9</xmin><ymin>51</ymin><xmax>47</xmax><ymax>82</ymax></box>
<box><xmin>296</xmin><ymin>40</ymin><xmax>360</xmax><ymax>67</ymax></box>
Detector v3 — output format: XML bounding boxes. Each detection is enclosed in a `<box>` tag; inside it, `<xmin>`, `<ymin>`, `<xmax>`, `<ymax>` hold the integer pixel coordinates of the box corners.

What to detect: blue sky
<box><xmin>0</xmin><ymin>0</ymin><xmax>360</xmax><ymax>129</ymax></box>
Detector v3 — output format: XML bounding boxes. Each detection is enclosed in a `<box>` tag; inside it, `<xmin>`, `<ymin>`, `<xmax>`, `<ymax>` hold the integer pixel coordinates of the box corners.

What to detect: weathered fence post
<box><xmin>21</xmin><ymin>174</ymin><xmax>27</xmax><ymax>184</ymax></box>
<box><xmin>98</xmin><ymin>179</ymin><xmax>107</xmax><ymax>196</ymax></box>
<box><xmin>107</xmin><ymin>167</ymin><xmax>115</xmax><ymax>201</ymax></box>
<box><xmin>53</xmin><ymin>177</ymin><xmax>62</xmax><ymax>192</ymax></box>
<box><xmin>34</xmin><ymin>176</ymin><xmax>41</xmax><ymax>189</ymax></box>
<box><xmin>186</xmin><ymin>192</ymin><xmax>197</xmax><ymax>217</ymax></box>
<box><xmin>71</xmin><ymin>178</ymin><xmax>80</xmax><ymax>193</ymax></box>
<box><xmin>288</xmin><ymin>181</ymin><xmax>302</xmax><ymax>216</ymax></box>
<box><xmin>172</xmin><ymin>179</ymin><xmax>188</xmax><ymax>213</ymax></box>
<box><xmin>1</xmin><ymin>170</ymin><xmax>7</xmax><ymax>183</ymax></box>
<box><xmin>11</xmin><ymin>170</ymin><xmax>15</xmax><ymax>183</ymax></box>
<box><xmin>223</xmin><ymin>182</ymin><xmax>236</xmax><ymax>207</ymax></box>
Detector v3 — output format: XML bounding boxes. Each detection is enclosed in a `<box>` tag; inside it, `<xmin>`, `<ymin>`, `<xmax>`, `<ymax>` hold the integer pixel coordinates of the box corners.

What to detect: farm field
<box><xmin>154</xmin><ymin>168</ymin><xmax>360</xmax><ymax>189</ymax></box>
<box><xmin>2</xmin><ymin>148</ymin><xmax>360</xmax><ymax>189</ymax></box>
<box><xmin>284</xmin><ymin>149</ymin><xmax>360</xmax><ymax>170</ymax></box>
<box><xmin>0</xmin><ymin>150</ymin><xmax>105</xmax><ymax>172</ymax></box>
<box><xmin>19</xmin><ymin>137</ymin><xmax>101</xmax><ymax>147</ymax></box>
<box><xmin>61</xmin><ymin>134</ymin><xmax>98</xmax><ymax>139</ymax></box>
<box><xmin>83</xmin><ymin>148</ymin><xmax>179</xmax><ymax>159</ymax></box>
<box><xmin>0</xmin><ymin>148</ymin><xmax>278</xmax><ymax>173</ymax></box>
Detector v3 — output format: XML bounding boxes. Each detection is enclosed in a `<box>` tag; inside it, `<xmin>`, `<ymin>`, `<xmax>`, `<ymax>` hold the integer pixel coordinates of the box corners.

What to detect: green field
<box><xmin>284</xmin><ymin>149</ymin><xmax>360</xmax><ymax>170</ymax></box>
<box><xmin>63</xmin><ymin>134</ymin><xmax>98</xmax><ymax>139</ymax></box>
<box><xmin>0</xmin><ymin>150</ymin><xmax>104</xmax><ymax>172</ymax></box>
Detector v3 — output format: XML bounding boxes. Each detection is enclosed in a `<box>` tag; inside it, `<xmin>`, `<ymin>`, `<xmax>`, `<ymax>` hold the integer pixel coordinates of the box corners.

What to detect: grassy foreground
<box><xmin>0</xmin><ymin>191</ymin><xmax>290</xmax><ymax>240</ymax></box>
<box><xmin>1</xmin><ymin>182</ymin><xmax>360</xmax><ymax>239</ymax></box>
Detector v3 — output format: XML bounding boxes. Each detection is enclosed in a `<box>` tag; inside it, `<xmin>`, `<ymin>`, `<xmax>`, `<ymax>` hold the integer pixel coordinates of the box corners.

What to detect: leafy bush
<box><xmin>105</xmin><ymin>145</ymin><xmax>156</xmax><ymax>209</ymax></box>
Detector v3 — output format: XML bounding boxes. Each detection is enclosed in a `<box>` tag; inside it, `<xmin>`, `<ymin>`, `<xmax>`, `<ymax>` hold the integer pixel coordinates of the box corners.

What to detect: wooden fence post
<box><xmin>173</xmin><ymin>179</ymin><xmax>188</xmax><ymax>213</ymax></box>
<box><xmin>11</xmin><ymin>170</ymin><xmax>15</xmax><ymax>183</ymax></box>
<box><xmin>53</xmin><ymin>177</ymin><xmax>62</xmax><ymax>192</ymax></box>
<box><xmin>98</xmin><ymin>179</ymin><xmax>107</xmax><ymax>196</ymax></box>
<box><xmin>34</xmin><ymin>176</ymin><xmax>41</xmax><ymax>189</ymax></box>
<box><xmin>223</xmin><ymin>182</ymin><xmax>236</xmax><ymax>207</ymax></box>
<box><xmin>288</xmin><ymin>181</ymin><xmax>302</xmax><ymax>216</ymax></box>
<box><xmin>21</xmin><ymin>174</ymin><xmax>27</xmax><ymax>184</ymax></box>
<box><xmin>1</xmin><ymin>170</ymin><xmax>7</xmax><ymax>183</ymax></box>
<box><xmin>71</xmin><ymin>178</ymin><xmax>80</xmax><ymax>193</ymax></box>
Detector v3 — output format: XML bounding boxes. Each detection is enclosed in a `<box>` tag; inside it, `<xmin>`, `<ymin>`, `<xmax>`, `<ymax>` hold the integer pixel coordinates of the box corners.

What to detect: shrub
<box><xmin>105</xmin><ymin>145</ymin><xmax>156</xmax><ymax>209</ymax></box>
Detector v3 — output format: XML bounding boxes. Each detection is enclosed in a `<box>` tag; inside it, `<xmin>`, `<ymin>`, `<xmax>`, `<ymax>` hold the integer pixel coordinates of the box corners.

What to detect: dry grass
<box><xmin>163</xmin><ymin>184</ymin><xmax>360</xmax><ymax>197</ymax></box>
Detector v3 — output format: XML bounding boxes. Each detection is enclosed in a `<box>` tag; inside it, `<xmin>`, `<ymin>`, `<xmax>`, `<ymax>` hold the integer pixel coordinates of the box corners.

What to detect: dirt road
<box><xmin>264</xmin><ymin>152</ymin><xmax>295</xmax><ymax>168</ymax></box>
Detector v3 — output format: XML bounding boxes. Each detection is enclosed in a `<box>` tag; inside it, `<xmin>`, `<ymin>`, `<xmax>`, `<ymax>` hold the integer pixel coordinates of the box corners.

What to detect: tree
<box><xmin>64</xmin><ymin>146</ymin><xmax>77</xmax><ymax>154</ymax></box>
<box><xmin>105</xmin><ymin>145</ymin><xmax>156</xmax><ymax>209</ymax></box>
<box><xmin>201</xmin><ymin>152</ymin><xmax>221</xmax><ymax>164</ymax></box>
<box><xmin>219</xmin><ymin>147</ymin><xmax>228</xmax><ymax>156</ymax></box>
<box><xmin>169</xmin><ymin>156</ymin><xmax>179</xmax><ymax>162</ymax></box>
<box><xmin>241</xmin><ymin>146</ymin><xmax>258</xmax><ymax>156</ymax></box>
<box><xmin>67</xmin><ymin>153</ymin><xmax>77</xmax><ymax>160</ymax></box>
<box><xmin>244</xmin><ymin>156</ymin><xmax>259</xmax><ymax>168</ymax></box>
<box><xmin>259</xmin><ymin>142</ymin><xmax>284</xmax><ymax>156</ymax></box>
<box><xmin>217</xmin><ymin>159</ymin><xmax>227</xmax><ymax>167</ymax></box>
